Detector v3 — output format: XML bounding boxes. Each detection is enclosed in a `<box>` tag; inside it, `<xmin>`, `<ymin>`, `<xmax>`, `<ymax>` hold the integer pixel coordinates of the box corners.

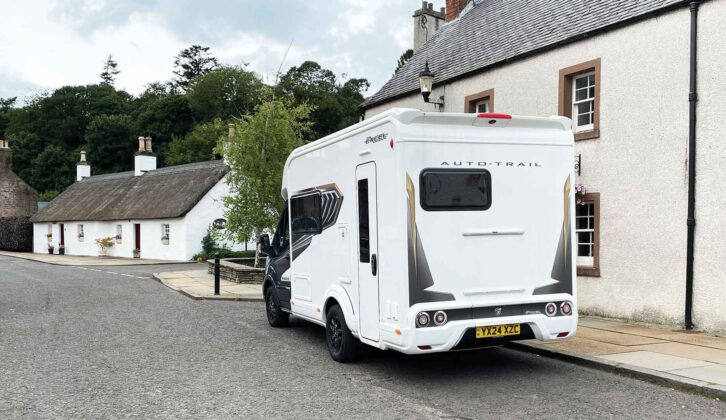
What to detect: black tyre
<box><xmin>265</xmin><ymin>287</ymin><xmax>289</xmax><ymax>327</ymax></box>
<box><xmin>325</xmin><ymin>304</ymin><xmax>359</xmax><ymax>363</ymax></box>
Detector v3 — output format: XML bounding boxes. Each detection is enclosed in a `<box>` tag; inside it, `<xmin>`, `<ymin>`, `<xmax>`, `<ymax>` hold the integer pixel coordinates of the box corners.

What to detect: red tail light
<box><xmin>557</xmin><ymin>332</ymin><xmax>570</xmax><ymax>338</ymax></box>
<box><xmin>418</xmin><ymin>345</ymin><xmax>432</xmax><ymax>350</ymax></box>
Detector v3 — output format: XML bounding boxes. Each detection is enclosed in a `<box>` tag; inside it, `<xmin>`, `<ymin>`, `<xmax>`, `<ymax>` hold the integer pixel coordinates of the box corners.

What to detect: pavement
<box><xmin>0</xmin><ymin>250</ymin><xmax>192</xmax><ymax>266</ymax></box>
<box><xmin>154</xmin><ymin>269</ymin><xmax>262</xmax><ymax>300</ymax></box>
<box><xmin>1</xmin><ymin>254</ymin><xmax>724</xmax><ymax>419</ymax></box>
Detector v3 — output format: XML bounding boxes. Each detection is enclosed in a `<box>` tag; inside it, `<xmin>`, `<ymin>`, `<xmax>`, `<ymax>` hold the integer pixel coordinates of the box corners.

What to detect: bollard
<box><xmin>214</xmin><ymin>253</ymin><xmax>220</xmax><ymax>296</ymax></box>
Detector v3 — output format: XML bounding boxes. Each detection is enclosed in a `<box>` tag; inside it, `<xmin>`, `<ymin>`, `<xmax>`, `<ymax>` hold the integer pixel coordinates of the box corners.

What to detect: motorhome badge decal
<box><xmin>291</xmin><ymin>184</ymin><xmax>344</xmax><ymax>260</ymax></box>
<box><xmin>440</xmin><ymin>161</ymin><xmax>542</xmax><ymax>167</ymax></box>
<box><xmin>365</xmin><ymin>133</ymin><xmax>388</xmax><ymax>144</ymax></box>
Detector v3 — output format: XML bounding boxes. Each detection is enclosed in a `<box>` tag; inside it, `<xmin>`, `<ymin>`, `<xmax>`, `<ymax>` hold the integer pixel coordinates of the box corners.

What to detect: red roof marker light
<box><xmin>477</xmin><ymin>113</ymin><xmax>512</xmax><ymax>120</ymax></box>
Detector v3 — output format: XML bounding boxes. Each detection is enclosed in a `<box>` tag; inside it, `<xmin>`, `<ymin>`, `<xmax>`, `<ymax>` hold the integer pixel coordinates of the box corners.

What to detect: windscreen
<box><xmin>420</xmin><ymin>169</ymin><xmax>492</xmax><ymax>211</ymax></box>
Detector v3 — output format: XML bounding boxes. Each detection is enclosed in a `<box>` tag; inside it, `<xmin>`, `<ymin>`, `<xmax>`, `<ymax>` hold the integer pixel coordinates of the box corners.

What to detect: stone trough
<box><xmin>207</xmin><ymin>258</ymin><xmax>265</xmax><ymax>284</ymax></box>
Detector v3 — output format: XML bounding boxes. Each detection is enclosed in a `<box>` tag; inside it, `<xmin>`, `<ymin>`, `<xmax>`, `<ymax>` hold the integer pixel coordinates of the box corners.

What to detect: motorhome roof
<box><xmin>281</xmin><ymin>108</ymin><xmax>573</xmax><ymax>198</ymax></box>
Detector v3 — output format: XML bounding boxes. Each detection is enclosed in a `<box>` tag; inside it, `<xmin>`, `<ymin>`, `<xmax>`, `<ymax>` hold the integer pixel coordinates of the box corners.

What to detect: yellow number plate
<box><xmin>476</xmin><ymin>324</ymin><xmax>521</xmax><ymax>339</ymax></box>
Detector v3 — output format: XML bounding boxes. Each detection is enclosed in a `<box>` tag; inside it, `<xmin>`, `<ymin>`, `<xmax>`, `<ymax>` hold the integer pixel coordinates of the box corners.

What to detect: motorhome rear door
<box><xmin>356</xmin><ymin>162</ymin><xmax>380</xmax><ymax>342</ymax></box>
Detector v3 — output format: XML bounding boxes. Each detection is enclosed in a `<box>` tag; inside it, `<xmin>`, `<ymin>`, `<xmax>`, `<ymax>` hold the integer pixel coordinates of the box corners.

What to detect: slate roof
<box><xmin>31</xmin><ymin>160</ymin><xmax>227</xmax><ymax>223</ymax></box>
<box><xmin>362</xmin><ymin>0</ymin><xmax>689</xmax><ymax>109</ymax></box>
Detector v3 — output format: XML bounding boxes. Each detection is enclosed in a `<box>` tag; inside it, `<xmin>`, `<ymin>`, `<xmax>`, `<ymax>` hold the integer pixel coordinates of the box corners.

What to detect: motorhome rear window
<box><xmin>290</xmin><ymin>192</ymin><xmax>322</xmax><ymax>234</ymax></box>
<box><xmin>420</xmin><ymin>169</ymin><xmax>492</xmax><ymax>211</ymax></box>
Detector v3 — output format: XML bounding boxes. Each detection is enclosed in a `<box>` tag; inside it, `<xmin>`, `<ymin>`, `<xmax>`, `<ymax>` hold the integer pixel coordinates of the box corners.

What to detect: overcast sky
<box><xmin>0</xmin><ymin>0</ymin><xmax>445</xmax><ymax>103</ymax></box>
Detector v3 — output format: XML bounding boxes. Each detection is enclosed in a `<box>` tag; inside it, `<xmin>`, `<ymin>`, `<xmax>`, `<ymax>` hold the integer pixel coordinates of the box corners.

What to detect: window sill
<box><xmin>577</xmin><ymin>266</ymin><xmax>600</xmax><ymax>277</ymax></box>
<box><xmin>574</xmin><ymin>128</ymin><xmax>599</xmax><ymax>142</ymax></box>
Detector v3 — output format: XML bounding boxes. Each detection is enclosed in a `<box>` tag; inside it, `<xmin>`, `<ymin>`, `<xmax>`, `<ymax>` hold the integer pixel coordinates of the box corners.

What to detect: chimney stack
<box><xmin>228</xmin><ymin>123</ymin><xmax>236</xmax><ymax>138</ymax></box>
<box><xmin>76</xmin><ymin>150</ymin><xmax>91</xmax><ymax>181</ymax></box>
<box><xmin>134</xmin><ymin>135</ymin><xmax>157</xmax><ymax>176</ymax></box>
<box><xmin>413</xmin><ymin>2</ymin><xmax>446</xmax><ymax>52</ymax></box>
<box><xmin>0</xmin><ymin>140</ymin><xmax>11</xmax><ymax>171</ymax></box>
<box><xmin>445</xmin><ymin>0</ymin><xmax>470</xmax><ymax>22</ymax></box>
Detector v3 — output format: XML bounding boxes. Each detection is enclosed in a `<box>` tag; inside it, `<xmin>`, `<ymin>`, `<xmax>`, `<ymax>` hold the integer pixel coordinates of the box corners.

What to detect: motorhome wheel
<box><xmin>265</xmin><ymin>287</ymin><xmax>289</xmax><ymax>327</ymax></box>
<box><xmin>325</xmin><ymin>304</ymin><xmax>359</xmax><ymax>363</ymax></box>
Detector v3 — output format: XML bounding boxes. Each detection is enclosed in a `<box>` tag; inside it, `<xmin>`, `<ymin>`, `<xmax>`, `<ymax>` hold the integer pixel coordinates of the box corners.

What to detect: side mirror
<box><xmin>258</xmin><ymin>234</ymin><xmax>272</xmax><ymax>256</ymax></box>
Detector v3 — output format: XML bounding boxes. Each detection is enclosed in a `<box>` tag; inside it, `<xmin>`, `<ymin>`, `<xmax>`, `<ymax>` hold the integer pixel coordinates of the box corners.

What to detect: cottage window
<box><xmin>559</xmin><ymin>58</ymin><xmax>600</xmax><ymax>141</ymax></box>
<box><xmin>47</xmin><ymin>224</ymin><xmax>53</xmax><ymax>241</ymax></box>
<box><xmin>116</xmin><ymin>225</ymin><xmax>122</xmax><ymax>243</ymax></box>
<box><xmin>572</xmin><ymin>72</ymin><xmax>595</xmax><ymax>132</ymax></box>
<box><xmin>576</xmin><ymin>192</ymin><xmax>600</xmax><ymax>277</ymax></box>
<box><xmin>77</xmin><ymin>224</ymin><xmax>84</xmax><ymax>241</ymax></box>
<box><xmin>161</xmin><ymin>224</ymin><xmax>170</xmax><ymax>244</ymax></box>
<box><xmin>465</xmin><ymin>89</ymin><xmax>494</xmax><ymax>113</ymax></box>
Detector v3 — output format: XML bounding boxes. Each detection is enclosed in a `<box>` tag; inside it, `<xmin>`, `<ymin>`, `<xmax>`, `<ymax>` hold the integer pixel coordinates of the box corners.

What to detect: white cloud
<box><xmin>0</xmin><ymin>0</ymin><xmax>446</xmax><ymax>99</ymax></box>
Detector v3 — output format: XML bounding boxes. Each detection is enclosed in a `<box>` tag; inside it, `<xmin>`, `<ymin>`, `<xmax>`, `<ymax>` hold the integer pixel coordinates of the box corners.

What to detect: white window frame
<box><xmin>475</xmin><ymin>98</ymin><xmax>490</xmax><ymax>113</ymax></box>
<box><xmin>572</xmin><ymin>71</ymin><xmax>595</xmax><ymax>133</ymax></box>
<box><xmin>575</xmin><ymin>201</ymin><xmax>595</xmax><ymax>266</ymax></box>
<box><xmin>77</xmin><ymin>224</ymin><xmax>84</xmax><ymax>241</ymax></box>
<box><xmin>116</xmin><ymin>224</ymin><xmax>122</xmax><ymax>242</ymax></box>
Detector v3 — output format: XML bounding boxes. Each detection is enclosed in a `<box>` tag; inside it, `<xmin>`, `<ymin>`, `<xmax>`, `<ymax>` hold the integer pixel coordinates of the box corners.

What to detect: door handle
<box><xmin>371</xmin><ymin>254</ymin><xmax>377</xmax><ymax>276</ymax></box>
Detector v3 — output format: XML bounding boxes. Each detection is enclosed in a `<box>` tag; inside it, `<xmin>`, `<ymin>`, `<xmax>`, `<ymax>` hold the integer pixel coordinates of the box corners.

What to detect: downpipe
<box><xmin>684</xmin><ymin>0</ymin><xmax>700</xmax><ymax>330</ymax></box>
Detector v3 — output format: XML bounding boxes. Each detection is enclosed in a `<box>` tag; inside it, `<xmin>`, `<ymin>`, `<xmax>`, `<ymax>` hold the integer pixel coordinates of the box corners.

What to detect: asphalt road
<box><xmin>0</xmin><ymin>255</ymin><xmax>723</xmax><ymax>419</ymax></box>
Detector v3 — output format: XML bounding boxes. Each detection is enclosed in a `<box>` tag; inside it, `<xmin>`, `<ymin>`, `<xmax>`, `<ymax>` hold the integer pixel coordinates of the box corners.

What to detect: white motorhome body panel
<box><xmin>281</xmin><ymin>109</ymin><xmax>576</xmax><ymax>354</ymax></box>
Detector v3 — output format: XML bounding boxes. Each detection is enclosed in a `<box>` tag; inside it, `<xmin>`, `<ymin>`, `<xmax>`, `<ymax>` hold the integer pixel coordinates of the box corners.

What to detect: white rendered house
<box><xmin>31</xmin><ymin>138</ymin><xmax>244</xmax><ymax>261</ymax></box>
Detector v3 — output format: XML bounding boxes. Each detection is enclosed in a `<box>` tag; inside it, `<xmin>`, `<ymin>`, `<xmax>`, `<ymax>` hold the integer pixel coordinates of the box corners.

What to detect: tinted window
<box><xmin>272</xmin><ymin>207</ymin><xmax>289</xmax><ymax>254</ymax></box>
<box><xmin>358</xmin><ymin>179</ymin><xmax>370</xmax><ymax>263</ymax></box>
<box><xmin>420</xmin><ymin>169</ymin><xmax>492</xmax><ymax>210</ymax></box>
<box><xmin>290</xmin><ymin>193</ymin><xmax>322</xmax><ymax>234</ymax></box>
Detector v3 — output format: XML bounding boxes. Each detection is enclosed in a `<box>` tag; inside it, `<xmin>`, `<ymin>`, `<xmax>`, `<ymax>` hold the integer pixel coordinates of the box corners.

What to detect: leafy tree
<box><xmin>218</xmin><ymin>100</ymin><xmax>311</xmax><ymax>245</ymax></box>
<box><xmin>7</xmin><ymin>131</ymin><xmax>43</xmax><ymax>184</ymax></box>
<box><xmin>188</xmin><ymin>66</ymin><xmax>267</xmax><ymax>122</ymax></box>
<box><xmin>277</xmin><ymin>61</ymin><xmax>368</xmax><ymax>141</ymax></box>
<box><xmin>85</xmin><ymin>114</ymin><xmax>135</xmax><ymax>174</ymax></box>
<box><xmin>0</xmin><ymin>97</ymin><xmax>16</xmax><ymax>137</ymax></box>
<box><xmin>395</xmin><ymin>49</ymin><xmax>414</xmax><ymax>74</ymax></box>
<box><xmin>173</xmin><ymin>45</ymin><xmax>219</xmax><ymax>92</ymax></box>
<box><xmin>28</xmin><ymin>145</ymin><xmax>76</xmax><ymax>192</ymax></box>
<box><xmin>38</xmin><ymin>190</ymin><xmax>59</xmax><ymax>202</ymax></box>
<box><xmin>165</xmin><ymin>119</ymin><xmax>225</xmax><ymax>166</ymax></box>
<box><xmin>136</xmin><ymin>94</ymin><xmax>194</xmax><ymax>163</ymax></box>
<box><xmin>100</xmin><ymin>55</ymin><xmax>120</xmax><ymax>86</ymax></box>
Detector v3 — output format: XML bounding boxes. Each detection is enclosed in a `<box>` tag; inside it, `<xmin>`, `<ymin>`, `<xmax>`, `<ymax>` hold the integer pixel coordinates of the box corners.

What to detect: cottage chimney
<box><xmin>413</xmin><ymin>2</ymin><xmax>446</xmax><ymax>52</ymax></box>
<box><xmin>76</xmin><ymin>150</ymin><xmax>91</xmax><ymax>181</ymax></box>
<box><xmin>228</xmin><ymin>123</ymin><xmax>236</xmax><ymax>138</ymax></box>
<box><xmin>134</xmin><ymin>135</ymin><xmax>157</xmax><ymax>176</ymax></box>
<box><xmin>445</xmin><ymin>0</ymin><xmax>470</xmax><ymax>21</ymax></box>
<box><xmin>0</xmin><ymin>140</ymin><xmax>11</xmax><ymax>171</ymax></box>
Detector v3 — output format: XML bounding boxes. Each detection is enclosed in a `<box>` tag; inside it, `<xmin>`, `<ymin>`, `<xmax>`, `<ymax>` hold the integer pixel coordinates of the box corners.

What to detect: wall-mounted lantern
<box><xmin>419</xmin><ymin>61</ymin><xmax>444</xmax><ymax>111</ymax></box>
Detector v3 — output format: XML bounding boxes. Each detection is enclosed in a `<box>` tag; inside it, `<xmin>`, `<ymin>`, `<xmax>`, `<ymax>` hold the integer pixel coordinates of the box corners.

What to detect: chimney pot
<box><xmin>428</xmin><ymin>2</ymin><xmax>433</xmax><ymax>10</ymax></box>
<box><xmin>138</xmin><ymin>136</ymin><xmax>146</xmax><ymax>152</ymax></box>
<box><xmin>144</xmin><ymin>136</ymin><xmax>152</xmax><ymax>154</ymax></box>
<box><xmin>228</xmin><ymin>123</ymin><xmax>236</xmax><ymax>138</ymax></box>
<box><xmin>76</xmin><ymin>150</ymin><xmax>90</xmax><ymax>181</ymax></box>
<box><xmin>80</xmin><ymin>151</ymin><xmax>87</xmax><ymax>163</ymax></box>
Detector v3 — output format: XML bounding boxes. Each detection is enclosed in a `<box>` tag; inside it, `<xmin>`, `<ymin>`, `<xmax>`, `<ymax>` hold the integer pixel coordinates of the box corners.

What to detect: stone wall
<box><xmin>0</xmin><ymin>217</ymin><xmax>33</xmax><ymax>251</ymax></box>
<box><xmin>207</xmin><ymin>259</ymin><xmax>264</xmax><ymax>284</ymax></box>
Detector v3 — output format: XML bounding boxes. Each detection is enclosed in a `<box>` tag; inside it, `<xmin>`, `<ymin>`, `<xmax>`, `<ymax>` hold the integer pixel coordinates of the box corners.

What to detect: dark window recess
<box><xmin>272</xmin><ymin>206</ymin><xmax>289</xmax><ymax>254</ymax></box>
<box><xmin>420</xmin><ymin>169</ymin><xmax>492</xmax><ymax>210</ymax></box>
<box><xmin>358</xmin><ymin>179</ymin><xmax>370</xmax><ymax>263</ymax></box>
<box><xmin>290</xmin><ymin>193</ymin><xmax>322</xmax><ymax>234</ymax></box>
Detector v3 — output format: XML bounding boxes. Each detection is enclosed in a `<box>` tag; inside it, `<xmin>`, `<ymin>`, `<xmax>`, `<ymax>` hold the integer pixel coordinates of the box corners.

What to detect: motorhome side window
<box><xmin>420</xmin><ymin>169</ymin><xmax>492</xmax><ymax>210</ymax></box>
<box><xmin>290</xmin><ymin>192</ymin><xmax>322</xmax><ymax>234</ymax></box>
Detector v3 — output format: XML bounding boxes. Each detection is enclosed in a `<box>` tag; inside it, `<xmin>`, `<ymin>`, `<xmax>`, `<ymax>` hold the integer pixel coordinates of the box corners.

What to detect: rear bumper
<box><xmin>381</xmin><ymin>313</ymin><xmax>577</xmax><ymax>355</ymax></box>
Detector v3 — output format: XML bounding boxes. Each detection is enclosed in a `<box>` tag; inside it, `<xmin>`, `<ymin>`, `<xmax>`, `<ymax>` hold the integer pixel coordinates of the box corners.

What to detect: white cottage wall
<box><xmin>362</xmin><ymin>6</ymin><xmax>724</xmax><ymax>329</ymax></box>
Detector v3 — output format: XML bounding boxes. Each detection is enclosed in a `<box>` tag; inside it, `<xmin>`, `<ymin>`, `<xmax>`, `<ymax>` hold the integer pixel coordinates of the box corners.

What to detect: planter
<box><xmin>78</xmin><ymin>237</ymin><xmax>84</xmax><ymax>242</ymax></box>
<box><xmin>133</xmin><ymin>250</ymin><xmax>140</xmax><ymax>258</ymax></box>
<box><xmin>115</xmin><ymin>239</ymin><xmax>122</xmax><ymax>245</ymax></box>
<box><xmin>58</xmin><ymin>248</ymin><xmax>65</xmax><ymax>255</ymax></box>
<box><xmin>161</xmin><ymin>239</ymin><xmax>169</xmax><ymax>245</ymax></box>
<box><xmin>48</xmin><ymin>249</ymin><xmax>54</xmax><ymax>254</ymax></box>
<box><xmin>98</xmin><ymin>249</ymin><xmax>108</xmax><ymax>257</ymax></box>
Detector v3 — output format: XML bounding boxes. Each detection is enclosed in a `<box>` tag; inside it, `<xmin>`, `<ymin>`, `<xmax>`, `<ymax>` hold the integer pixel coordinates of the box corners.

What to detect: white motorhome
<box><xmin>260</xmin><ymin>108</ymin><xmax>577</xmax><ymax>362</ymax></box>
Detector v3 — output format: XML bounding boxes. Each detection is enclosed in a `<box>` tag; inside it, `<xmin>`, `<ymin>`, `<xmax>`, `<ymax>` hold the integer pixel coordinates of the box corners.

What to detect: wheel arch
<box><xmin>323</xmin><ymin>285</ymin><xmax>357</xmax><ymax>334</ymax></box>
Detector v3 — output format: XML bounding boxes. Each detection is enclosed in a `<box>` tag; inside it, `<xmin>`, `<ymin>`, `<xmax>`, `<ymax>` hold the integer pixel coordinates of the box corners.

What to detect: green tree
<box><xmin>165</xmin><ymin>119</ymin><xmax>225</xmax><ymax>166</ymax></box>
<box><xmin>136</xmin><ymin>94</ymin><xmax>194</xmax><ymax>164</ymax></box>
<box><xmin>85</xmin><ymin>114</ymin><xmax>135</xmax><ymax>174</ymax></box>
<box><xmin>173</xmin><ymin>45</ymin><xmax>219</xmax><ymax>92</ymax></box>
<box><xmin>100</xmin><ymin>55</ymin><xmax>120</xmax><ymax>86</ymax></box>
<box><xmin>188</xmin><ymin>66</ymin><xmax>267</xmax><ymax>122</ymax></box>
<box><xmin>277</xmin><ymin>61</ymin><xmax>368</xmax><ymax>141</ymax></box>
<box><xmin>7</xmin><ymin>131</ymin><xmax>43</xmax><ymax>185</ymax></box>
<box><xmin>395</xmin><ymin>49</ymin><xmax>413</xmax><ymax>74</ymax></box>
<box><xmin>28</xmin><ymin>144</ymin><xmax>76</xmax><ymax>192</ymax></box>
<box><xmin>0</xmin><ymin>97</ymin><xmax>16</xmax><ymax>137</ymax></box>
<box><xmin>218</xmin><ymin>100</ymin><xmax>310</xmax><ymax>244</ymax></box>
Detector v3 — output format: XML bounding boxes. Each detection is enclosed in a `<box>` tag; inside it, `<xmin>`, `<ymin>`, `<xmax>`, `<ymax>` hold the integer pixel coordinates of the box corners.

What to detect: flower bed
<box><xmin>206</xmin><ymin>258</ymin><xmax>264</xmax><ymax>284</ymax></box>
